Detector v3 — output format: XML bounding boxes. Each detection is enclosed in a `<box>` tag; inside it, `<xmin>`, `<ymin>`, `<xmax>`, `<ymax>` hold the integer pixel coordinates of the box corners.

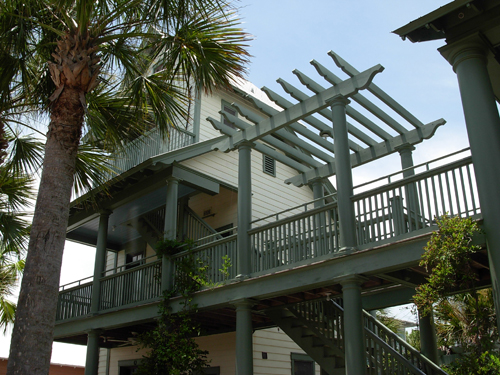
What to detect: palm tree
<box><xmin>0</xmin><ymin>1</ymin><xmax>250</xmax><ymax>373</ymax></box>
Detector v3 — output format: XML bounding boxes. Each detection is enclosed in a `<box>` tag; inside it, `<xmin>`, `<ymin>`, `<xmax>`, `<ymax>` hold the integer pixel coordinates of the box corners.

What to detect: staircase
<box><xmin>265</xmin><ymin>299</ymin><xmax>447</xmax><ymax>375</ymax></box>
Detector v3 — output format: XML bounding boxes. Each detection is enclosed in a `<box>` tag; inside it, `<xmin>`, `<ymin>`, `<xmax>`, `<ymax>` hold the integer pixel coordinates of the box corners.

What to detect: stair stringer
<box><xmin>265</xmin><ymin>308</ymin><xmax>345</xmax><ymax>375</ymax></box>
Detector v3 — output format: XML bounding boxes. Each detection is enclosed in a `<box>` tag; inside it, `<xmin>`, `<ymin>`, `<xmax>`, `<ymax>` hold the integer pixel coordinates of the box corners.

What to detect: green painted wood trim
<box><xmin>229</xmin><ymin>103</ymin><xmax>335</xmax><ymax>163</ymax></box>
<box><xmin>208</xmin><ymin>117</ymin><xmax>310</xmax><ymax>173</ymax></box>
<box><xmin>213</xmin><ymin>65</ymin><xmax>384</xmax><ymax>152</ymax></box>
<box><xmin>220</xmin><ymin>112</ymin><xmax>322</xmax><ymax>168</ymax></box>
<box><xmin>285</xmin><ymin>119</ymin><xmax>445</xmax><ymax>187</ymax></box>
<box><xmin>296</xmin><ymin>65</ymin><xmax>393</xmax><ymax>140</ymax></box>
<box><xmin>193</xmin><ymin>89</ymin><xmax>202</xmax><ymax>143</ymax></box>
<box><xmin>172</xmin><ymin>164</ymin><xmax>220</xmax><ymax>195</ymax></box>
<box><xmin>328</xmin><ymin>51</ymin><xmax>425</xmax><ymax>129</ymax></box>
<box><xmin>277</xmin><ymin>77</ymin><xmax>378</xmax><ymax>146</ymax></box>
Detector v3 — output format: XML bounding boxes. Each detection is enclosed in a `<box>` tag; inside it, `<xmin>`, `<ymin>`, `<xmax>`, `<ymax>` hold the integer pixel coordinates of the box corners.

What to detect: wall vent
<box><xmin>263</xmin><ymin>155</ymin><xmax>276</xmax><ymax>177</ymax></box>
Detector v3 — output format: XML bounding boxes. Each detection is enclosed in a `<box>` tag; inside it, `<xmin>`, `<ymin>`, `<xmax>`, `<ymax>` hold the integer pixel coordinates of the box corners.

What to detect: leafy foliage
<box><xmin>414</xmin><ymin>215</ymin><xmax>482</xmax><ymax>317</ymax></box>
<box><xmin>136</xmin><ymin>238</ymin><xmax>232</xmax><ymax>375</ymax></box>
<box><xmin>443</xmin><ymin>351</ymin><xmax>500</xmax><ymax>375</ymax></box>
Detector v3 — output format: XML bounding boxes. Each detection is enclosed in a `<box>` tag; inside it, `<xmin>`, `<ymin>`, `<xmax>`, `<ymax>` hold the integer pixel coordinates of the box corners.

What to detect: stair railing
<box><xmin>363</xmin><ymin>311</ymin><xmax>447</xmax><ymax>375</ymax></box>
<box><xmin>328</xmin><ymin>300</ymin><xmax>447</xmax><ymax>375</ymax></box>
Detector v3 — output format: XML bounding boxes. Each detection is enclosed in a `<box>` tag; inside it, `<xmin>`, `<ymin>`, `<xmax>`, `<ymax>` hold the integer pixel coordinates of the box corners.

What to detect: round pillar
<box><xmin>234</xmin><ymin>299</ymin><xmax>254</xmax><ymax>375</ymax></box>
<box><xmin>84</xmin><ymin>329</ymin><xmax>101</xmax><ymax>375</ymax></box>
<box><xmin>341</xmin><ymin>276</ymin><xmax>366</xmax><ymax>375</ymax></box>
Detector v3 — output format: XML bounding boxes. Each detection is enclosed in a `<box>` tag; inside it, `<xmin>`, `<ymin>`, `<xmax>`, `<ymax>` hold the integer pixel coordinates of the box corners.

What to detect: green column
<box><xmin>340</xmin><ymin>276</ymin><xmax>366</xmax><ymax>375</ymax></box>
<box><xmin>331</xmin><ymin>97</ymin><xmax>357</xmax><ymax>250</ymax></box>
<box><xmin>311</xmin><ymin>179</ymin><xmax>326</xmax><ymax>254</ymax></box>
<box><xmin>162</xmin><ymin>176</ymin><xmax>179</xmax><ymax>292</ymax></box>
<box><xmin>397</xmin><ymin>144</ymin><xmax>420</xmax><ymax>231</ymax></box>
<box><xmin>234</xmin><ymin>299</ymin><xmax>254</xmax><ymax>375</ymax></box>
<box><xmin>84</xmin><ymin>329</ymin><xmax>101</xmax><ymax>375</ymax></box>
<box><xmin>91</xmin><ymin>211</ymin><xmax>111</xmax><ymax>315</ymax></box>
<box><xmin>441</xmin><ymin>37</ymin><xmax>500</xmax><ymax>332</ymax></box>
<box><xmin>419</xmin><ymin>310</ymin><xmax>439</xmax><ymax>365</ymax></box>
<box><xmin>237</xmin><ymin>141</ymin><xmax>254</xmax><ymax>279</ymax></box>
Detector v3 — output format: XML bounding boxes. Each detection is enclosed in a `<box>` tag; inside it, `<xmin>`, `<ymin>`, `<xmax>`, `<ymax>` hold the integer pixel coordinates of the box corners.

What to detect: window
<box><xmin>291</xmin><ymin>353</ymin><xmax>315</xmax><ymax>375</ymax></box>
<box><xmin>221</xmin><ymin>100</ymin><xmax>237</xmax><ymax>129</ymax></box>
<box><xmin>263</xmin><ymin>154</ymin><xmax>276</xmax><ymax>177</ymax></box>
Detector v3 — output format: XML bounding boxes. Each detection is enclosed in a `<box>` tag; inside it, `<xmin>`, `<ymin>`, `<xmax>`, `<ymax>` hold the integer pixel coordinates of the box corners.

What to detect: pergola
<box><xmin>209</xmin><ymin>51</ymin><xmax>445</xmax><ymax>187</ymax></box>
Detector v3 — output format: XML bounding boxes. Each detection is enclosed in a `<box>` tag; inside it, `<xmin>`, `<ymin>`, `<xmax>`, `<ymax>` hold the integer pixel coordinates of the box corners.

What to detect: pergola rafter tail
<box><xmin>211</xmin><ymin>64</ymin><xmax>384</xmax><ymax>153</ymax></box>
<box><xmin>285</xmin><ymin>118</ymin><xmax>445</xmax><ymax>187</ymax></box>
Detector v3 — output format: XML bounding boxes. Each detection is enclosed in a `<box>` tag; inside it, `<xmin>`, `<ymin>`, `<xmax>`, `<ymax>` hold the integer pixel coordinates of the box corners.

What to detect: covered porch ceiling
<box><xmin>208</xmin><ymin>50</ymin><xmax>445</xmax><ymax>187</ymax></box>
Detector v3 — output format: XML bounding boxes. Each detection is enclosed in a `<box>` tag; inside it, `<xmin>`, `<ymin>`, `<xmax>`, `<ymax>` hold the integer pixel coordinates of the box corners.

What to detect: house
<box><xmin>54</xmin><ymin>45</ymin><xmax>491</xmax><ymax>375</ymax></box>
<box><xmin>0</xmin><ymin>358</ymin><xmax>84</xmax><ymax>375</ymax></box>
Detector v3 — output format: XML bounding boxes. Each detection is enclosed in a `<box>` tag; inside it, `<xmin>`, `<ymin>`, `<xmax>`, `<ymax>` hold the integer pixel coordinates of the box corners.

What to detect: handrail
<box><xmin>251</xmin><ymin>192</ymin><xmax>337</xmax><ymax>226</ymax></box>
<box><xmin>363</xmin><ymin>311</ymin><xmax>445</xmax><ymax>374</ymax></box>
<box><xmin>352</xmin><ymin>156</ymin><xmax>473</xmax><ymax>201</ymax></box>
<box><xmin>354</xmin><ymin>147</ymin><xmax>471</xmax><ymax>191</ymax></box>
<box><xmin>59</xmin><ymin>276</ymin><xmax>93</xmax><ymax>291</ymax></box>
<box><xmin>171</xmin><ymin>233</ymin><xmax>238</xmax><ymax>259</ymax></box>
<box><xmin>249</xmin><ymin>201</ymin><xmax>338</xmax><ymax>234</ymax></box>
<box><xmin>101</xmin><ymin>257</ymin><xmax>160</xmax><ymax>278</ymax></box>
<box><xmin>365</xmin><ymin>330</ymin><xmax>427</xmax><ymax>375</ymax></box>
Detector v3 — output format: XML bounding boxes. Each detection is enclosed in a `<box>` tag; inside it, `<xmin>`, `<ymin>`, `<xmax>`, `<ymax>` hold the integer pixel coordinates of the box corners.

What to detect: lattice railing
<box><xmin>56</xmin><ymin>282</ymin><xmax>93</xmax><ymax>321</ymax></box>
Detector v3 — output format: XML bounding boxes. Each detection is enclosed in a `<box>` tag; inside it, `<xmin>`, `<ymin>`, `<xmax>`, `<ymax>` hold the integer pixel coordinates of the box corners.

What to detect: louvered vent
<box><xmin>263</xmin><ymin>155</ymin><xmax>276</xmax><ymax>177</ymax></box>
<box><xmin>222</xmin><ymin>101</ymin><xmax>237</xmax><ymax>129</ymax></box>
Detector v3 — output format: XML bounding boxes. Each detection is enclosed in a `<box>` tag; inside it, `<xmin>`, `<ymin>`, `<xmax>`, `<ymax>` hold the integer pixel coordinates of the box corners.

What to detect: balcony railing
<box><xmin>105</xmin><ymin>126</ymin><xmax>195</xmax><ymax>180</ymax></box>
<box><xmin>57</xmin><ymin>154</ymin><xmax>481</xmax><ymax>320</ymax></box>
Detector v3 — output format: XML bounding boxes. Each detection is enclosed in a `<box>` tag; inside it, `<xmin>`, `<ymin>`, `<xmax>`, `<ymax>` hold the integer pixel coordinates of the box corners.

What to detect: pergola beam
<box><xmin>328</xmin><ymin>51</ymin><xmax>425</xmax><ymax>129</ymax></box>
<box><xmin>230</xmin><ymin>104</ymin><xmax>335</xmax><ymax>164</ymax></box>
<box><xmin>261</xmin><ymin>86</ymin><xmax>364</xmax><ymax>152</ymax></box>
<box><xmin>296</xmin><ymin>66</ymin><xmax>393</xmax><ymax>141</ymax></box>
<box><xmin>220</xmin><ymin>112</ymin><xmax>324</xmax><ymax>168</ymax></box>
<box><xmin>208</xmin><ymin>118</ymin><xmax>310</xmax><ymax>173</ymax></box>
<box><xmin>277</xmin><ymin>78</ymin><xmax>378</xmax><ymax>146</ymax></box>
<box><xmin>285</xmin><ymin>119</ymin><xmax>445</xmax><ymax>187</ymax></box>
<box><xmin>212</xmin><ymin>64</ymin><xmax>384</xmax><ymax>153</ymax></box>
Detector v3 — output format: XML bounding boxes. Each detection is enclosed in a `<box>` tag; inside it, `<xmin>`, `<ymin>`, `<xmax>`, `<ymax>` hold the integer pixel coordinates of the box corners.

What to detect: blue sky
<box><xmin>1</xmin><ymin>0</ymin><xmax>471</xmax><ymax>366</ymax></box>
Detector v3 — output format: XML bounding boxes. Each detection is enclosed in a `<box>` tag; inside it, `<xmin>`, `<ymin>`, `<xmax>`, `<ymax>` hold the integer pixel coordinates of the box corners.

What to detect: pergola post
<box><xmin>419</xmin><ymin>310</ymin><xmax>439</xmax><ymax>365</ymax></box>
<box><xmin>84</xmin><ymin>329</ymin><xmax>101</xmax><ymax>375</ymax></box>
<box><xmin>237</xmin><ymin>141</ymin><xmax>254</xmax><ymax>279</ymax></box>
<box><xmin>397</xmin><ymin>144</ymin><xmax>421</xmax><ymax>231</ymax></box>
<box><xmin>90</xmin><ymin>210</ymin><xmax>111</xmax><ymax>315</ymax></box>
<box><xmin>162</xmin><ymin>176</ymin><xmax>180</xmax><ymax>292</ymax></box>
<box><xmin>311</xmin><ymin>179</ymin><xmax>326</xmax><ymax>253</ymax></box>
<box><xmin>440</xmin><ymin>36</ymin><xmax>500</xmax><ymax>331</ymax></box>
<box><xmin>330</xmin><ymin>96</ymin><xmax>357</xmax><ymax>250</ymax></box>
<box><xmin>234</xmin><ymin>299</ymin><xmax>254</xmax><ymax>375</ymax></box>
<box><xmin>340</xmin><ymin>276</ymin><xmax>366</xmax><ymax>375</ymax></box>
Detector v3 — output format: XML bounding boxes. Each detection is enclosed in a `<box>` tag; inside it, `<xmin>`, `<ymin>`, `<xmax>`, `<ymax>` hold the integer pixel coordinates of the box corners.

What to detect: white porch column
<box><xmin>440</xmin><ymin>36</ymin><xmax>500</xmax><ymax>331</ymax></box>
<box><xmin>90</xmin><ymin>210</ymin><xmax>111</xmax><ymax>315</ymax></box>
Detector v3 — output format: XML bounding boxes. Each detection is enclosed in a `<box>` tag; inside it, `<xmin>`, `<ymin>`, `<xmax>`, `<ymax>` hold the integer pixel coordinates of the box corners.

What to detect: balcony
<box><xmin>57</xmin><ymin>151</ymin><xmax>483</xmax><ymax>323</ymax></box>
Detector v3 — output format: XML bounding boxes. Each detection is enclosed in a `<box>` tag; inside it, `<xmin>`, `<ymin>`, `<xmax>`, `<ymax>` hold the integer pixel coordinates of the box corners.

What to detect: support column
<box><xmin>397</xmin><ymin>144</ymin><xmax>421</xmax><ymax>231</ymax></box>
<box><xmin>340</xmin><ymin>276</ymin><xmax>366</xmax><ymax>375</ymax></box>
<box><xmin>84</xmin><ymin>329</ymin><xmax>101</xmax><ymax>375</ymax></box>
<box><xmin>440</xmin><ymin>37</ymin><xmax>500</xmax><ymax>332</ymax></box>
<box><xmin>312</xmin><ymin>179</ymin><xmax>326</xmax><ymax>254</ymax></box>
<box><xmin>91</xmin><ymin>210</ymin><xmax>111</xmax><ymax>315</ymax></box>
<box><xmin>234</xmin><ymin>299</ymin><xmax>254</xmax><ymax>375</ymax></box>
<box><xmin>331</xmin><ymin>97</ymin><xmax>357</xmax><ymax>250</ymax></box>
<box><xmin>419</xmin><ymin>310</ymin><xmax>439</xmax><ymax>364</ymax></box>
<box><xmin>162</xmin><ymin>176</ymin><xmax>180</xmax><ymax>292</ymax></box>
<box><xmin>237</xmin><ymin>141</ymin><xmax>254</xmax><ymax>279</ymax></box>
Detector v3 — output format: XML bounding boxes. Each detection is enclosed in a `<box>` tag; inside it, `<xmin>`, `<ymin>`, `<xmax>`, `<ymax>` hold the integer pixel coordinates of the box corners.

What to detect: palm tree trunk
<box><xmin>7</xmin><ymin>87</ymin><xmax>83</xmax><ymax>375</ymax></box>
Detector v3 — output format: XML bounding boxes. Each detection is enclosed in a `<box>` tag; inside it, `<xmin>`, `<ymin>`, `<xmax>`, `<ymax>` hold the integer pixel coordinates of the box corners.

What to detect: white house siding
<box><xmin>98</xmin><ymin>328</ymin><xmax>318</xmax><ymax>375</ymax></box>
<box><xmin>181</xmin><ymin>149</ymin><xmax>313</xmax><ymax>224</ymax></box>
<box><xmin>253</xmin><ymin>328</ymin><xmax>320</xmax><ymax>375</ymax></box>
